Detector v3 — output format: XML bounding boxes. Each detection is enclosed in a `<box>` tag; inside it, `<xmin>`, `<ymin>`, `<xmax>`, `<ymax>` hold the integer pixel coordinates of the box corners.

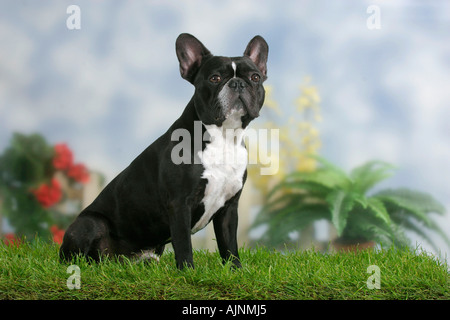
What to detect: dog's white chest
<box><xmin>192</xmin><ymin>116</ymin><xmax>247</xmax><ymax>234</ymax></box>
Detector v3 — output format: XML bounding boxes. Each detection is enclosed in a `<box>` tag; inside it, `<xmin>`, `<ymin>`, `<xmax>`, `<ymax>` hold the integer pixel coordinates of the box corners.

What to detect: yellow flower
<box><xmin>296</xmin><ymin>157</ymin><xmax>317</xmax><ymax>172</ymax></box>
<box><xmin>263</xmin><ymin>85</ymin><xmax>282</xmax><ymax>116</ymax></box>
<box><xmin>302</xmin><ymin>85</ymin><xmax>321</xmax><ymax>104</ymax></box>
<box><xmin>247</xmin><ymin>79</ymin><xmax>323</xmax><ymax>195</ymax></box>
<box><xmin>314</xmin><ymin>113</ymin><xmax>323</xmax><ymax>123</ymax></box>
<box><xmin>295</xmin><ymin>96</ymin><xmax>310</xmax><ymax>112</ymax></box>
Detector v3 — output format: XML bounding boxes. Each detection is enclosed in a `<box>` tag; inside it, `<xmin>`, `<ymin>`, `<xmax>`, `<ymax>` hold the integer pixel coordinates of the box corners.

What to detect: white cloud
<box><xmin>0</xmin><ymin>22</ymin><xmax>34</xmax><ymax>119</ymax></box>
<box><xmin>49</xmin><ymin>37</ymin><xmax>120</xmax><ymax>123</ymax></box>
<box><xmin>131</xmin><ymin>89</ymin><xmax>186</xmax><ymax>141</ymax></box>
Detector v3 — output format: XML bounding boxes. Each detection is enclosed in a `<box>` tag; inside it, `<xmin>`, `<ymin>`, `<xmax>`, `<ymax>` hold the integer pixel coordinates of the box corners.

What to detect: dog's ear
<box><xmin>244</xmin><ymin>35</ymin><xmax>269</xmax><ymax>77</ymax></box>
<box><xmin>176</xmin><ymin>33</ymin><xmax>212</xmax><ymax>84</ymax></box>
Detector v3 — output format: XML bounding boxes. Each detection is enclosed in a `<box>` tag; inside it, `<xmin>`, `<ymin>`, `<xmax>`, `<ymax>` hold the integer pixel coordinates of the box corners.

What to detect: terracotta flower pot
<box><xmin>332</xmin><ymin>239</ymin><xmax>376</xmax><ymax>253</ymax></box>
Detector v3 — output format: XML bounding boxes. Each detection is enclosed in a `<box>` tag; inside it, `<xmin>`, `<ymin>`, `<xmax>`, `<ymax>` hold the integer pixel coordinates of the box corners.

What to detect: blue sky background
<box><xmin>1</xmin><ymin>0</ymin><xmax>449</xmax><ymax>257</ymax></box>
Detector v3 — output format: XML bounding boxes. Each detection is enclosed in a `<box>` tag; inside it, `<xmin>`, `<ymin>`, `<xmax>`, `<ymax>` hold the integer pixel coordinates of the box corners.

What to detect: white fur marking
<box><xmin>231</xmin><ymin>61</ymin><xmax>237</xmax><ymax>78</ymax></box>
<box><xmin>192</xmin><ymin>111</ymin><xmax>247</xmax><ymax>234</ymax></box>
<box><xmin>137</xmin><ymin>249</ymin><xmax>160</xmax><ymax>262</ymax></box>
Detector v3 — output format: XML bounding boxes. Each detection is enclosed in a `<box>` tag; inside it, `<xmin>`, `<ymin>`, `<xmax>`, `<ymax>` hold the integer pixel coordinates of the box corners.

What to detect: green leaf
<box><xmin>267</xmin><ymin>179</ymin><xmax>329</xmax><ymax>200</ymax></box>
<box><xmin>350</xmin><ymin>160</ymin><xmax>395</xmax><ymax>193</ymax></box>
<box><xmin>326</xmin><ymin>190</ymin><xmax>355</xmax><ymax>236</ymax></box>
<box><xmin>374</xmin><ymin>188</ymin><xmax>446</xmax><ymax>226</ymax></box>
<box><xmin>312</xmin><ymin>155</ymin><xmax>347</xmax><ymax>175</ymax></box>
<box><xmin>352</xmin><ymin>193</ymin><xmax>368</xmax><ymax>209</ymax></box>
<box><xmin>253</xmin><ymin>193</ymin><xmax>304</xmax><ymax>227</ymax></box>
<box><xmin>259</xmin><ymin>203</ymin><xmax>329</xmax><ymax>246</ymax></box>
<box><xmin>366</xmin><ymin>197</ymin><xmax>391</xmax><ymax>225</ymax></box>
<box><xmin>288</xmin><ymin>168</ymin><xmax>351</xmax><ymax>190</ymax></box>
<box><xmin>388</xmin><ymin>205</ymin><xmax>450</xmax><ymax>249</ymax></box>
<box><xmin>344</xmin><ymin>212</ymin><xmax>396</xmax><ymax>245</ymax></box>
<box><xmin>0</xmin><ymin>133</ymin><xmax>53</xmax><ymax>186</ymax></box>
<box><xmin>397</xmin><ymin>218</ymin><xmax>444</xmax><ymax>252</ymax></box>
<box><xmin>287</xmin><ymin>155</ymin><xmax>352</xmax><ymax>190</ymax></box>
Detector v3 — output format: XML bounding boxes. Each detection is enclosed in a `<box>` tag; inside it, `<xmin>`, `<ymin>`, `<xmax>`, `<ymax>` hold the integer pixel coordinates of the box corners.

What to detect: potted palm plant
<box><xmin>252</xmin><ymin>156</ymin><xmax>449</xmax><ymax>252</ymax></box>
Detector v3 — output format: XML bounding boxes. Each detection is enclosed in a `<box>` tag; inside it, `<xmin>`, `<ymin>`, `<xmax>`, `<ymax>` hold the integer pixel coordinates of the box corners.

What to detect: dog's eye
<box><xmin>209</xmin><ymin>75</ymin><xmax>222</xmax><ymax>83</ymax></box>
<box><xmin>250</xmin><ymin>74</ymin><xmax>260</xmax><ymax>82</ymax></box>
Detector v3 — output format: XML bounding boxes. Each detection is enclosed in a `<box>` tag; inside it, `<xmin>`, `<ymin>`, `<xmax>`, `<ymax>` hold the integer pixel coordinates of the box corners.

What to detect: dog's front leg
<box><xmin>168</xmin><ymin>202</ymin><xmax>194</xmax><ymax>269</ymax></box>
<box><xmin>213</xmin><ymin>198</ymin><xmax>242</xmax><ymax>269</ymax></box>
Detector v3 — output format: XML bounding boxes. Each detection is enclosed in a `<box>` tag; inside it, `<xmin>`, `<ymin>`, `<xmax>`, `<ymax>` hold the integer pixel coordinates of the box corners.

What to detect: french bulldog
<box><xmin>60</xmin><ymin>33</ymin><xmax>268</xmax><ymax>269</ymax></box>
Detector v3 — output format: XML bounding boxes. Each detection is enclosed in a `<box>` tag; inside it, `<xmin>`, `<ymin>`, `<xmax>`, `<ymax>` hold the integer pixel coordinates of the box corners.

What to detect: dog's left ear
<box><xmin>176</xmin><ymin>33</ymin><xmax>212</xmax><ymax>84</ymax></box>
<box><xmin>244</xmin><ymin>35</ymin><xmax>269</xmax><ymax>77</ymax></box>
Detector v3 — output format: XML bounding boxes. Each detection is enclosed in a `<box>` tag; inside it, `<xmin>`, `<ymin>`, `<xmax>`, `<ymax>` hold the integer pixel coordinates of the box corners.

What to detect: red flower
<box><xmin>33</xmin><ymin>178</ymin><xmax>62</xmax><ymax>208</ymax></box>
<box><xmin>3</xmin><ymin>233</ymin><xmax>21</xmax><ymax>247</ymax></box>
<box><xmin>53</xmin><ymin>143</ymin><xmax>73</xmax><ymax>170</ymax></box>
<box><xmin>50</xmin><ymin>225</ymin><xmax>65</xmax><ymax>244</ymax></box>
<box><xmin>52</xmin><ymin>143</ymin><xmax>90</xmax><ymax>184</ymax></box>
<box><xmin>67</xmin><ymin>163</ymin><xmax>90</xmax><ymax>184</ymax></box>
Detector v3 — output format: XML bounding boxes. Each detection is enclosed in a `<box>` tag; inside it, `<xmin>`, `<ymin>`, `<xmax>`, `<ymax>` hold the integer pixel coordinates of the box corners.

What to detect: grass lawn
<box><xmin>0</xmin><ymin>240</ymin><xmax>448</xmax><ymax>300</ymax></box>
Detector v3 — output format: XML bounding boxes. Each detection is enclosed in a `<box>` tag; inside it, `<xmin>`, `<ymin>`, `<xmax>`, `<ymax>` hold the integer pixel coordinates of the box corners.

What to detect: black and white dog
<box><xmin>60</xmin><ymin>33</ymin><xmax>268</xmax><ymax>269</ymax></box>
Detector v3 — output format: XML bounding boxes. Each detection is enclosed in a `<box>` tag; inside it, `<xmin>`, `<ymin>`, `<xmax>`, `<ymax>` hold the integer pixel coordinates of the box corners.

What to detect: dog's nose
<box><xmin>228</xmin><ymin>78</ymin><xmax>247</xmax><ymax>92</ymax></box>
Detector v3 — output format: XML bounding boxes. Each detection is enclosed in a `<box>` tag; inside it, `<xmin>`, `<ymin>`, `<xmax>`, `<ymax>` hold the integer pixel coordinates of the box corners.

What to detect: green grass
<box><xmin>0</xmin><ymin>240</ymin><xmax>448</xmax><ymax>300</ymax></box>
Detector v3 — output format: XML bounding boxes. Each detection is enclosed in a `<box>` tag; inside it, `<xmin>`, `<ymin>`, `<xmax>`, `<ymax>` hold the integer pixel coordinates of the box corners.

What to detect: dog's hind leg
<box><xmin>60</xmin><ymin>212</ymin><xmax>114</xmax><ymax>262</ymax></box>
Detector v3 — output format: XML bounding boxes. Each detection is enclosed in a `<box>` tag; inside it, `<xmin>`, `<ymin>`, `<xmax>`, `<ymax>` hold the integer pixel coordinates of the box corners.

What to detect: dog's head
<box><xmin>176</xmin><ymin>33</ymin><xmax>268</xmax><ymax>128</ymax></box>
